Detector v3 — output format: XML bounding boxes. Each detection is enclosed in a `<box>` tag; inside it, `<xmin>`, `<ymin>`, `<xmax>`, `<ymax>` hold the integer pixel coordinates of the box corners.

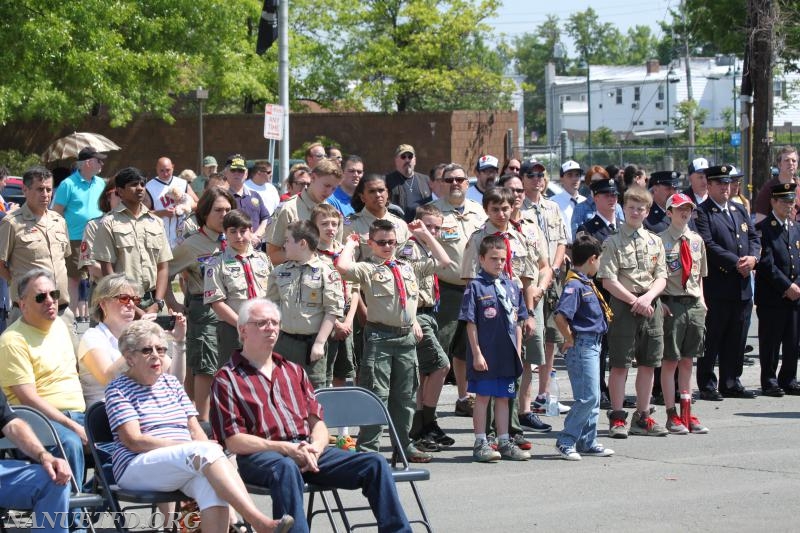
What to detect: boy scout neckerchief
<box><xmin>679</xmin><ymin>237</ymin><xmax>692</xmax><ymax>288</ymax></box>
<box><xmin>384</xmin><ymin>260</ymin><xmax>408</xmax><ymax>311</ymax></box>
<box><xmin>235</xmin><ymin>254</ymin><xmax>258</xmax><ymax>298</ymax></box>
<box><xmin>319</xmin><ymin>249</ymin><xmax>349</xmax><ymax>305</ymax></box>
<box><xmin>494</xmin><ymin>277</ymin><xmax>516</xmax><ymax>336</ymax></box>
<box><xmin>492</xmin><ymin>231</ymin><xmax>514</xmax><ymax>277</ymax></box>
<box><xmin>199</xmin><ymin>227</ymin><xmax>227</xmax><ymax>251</ymax></box>
<box><xmin>564</xmin><ymin>270</ymin><xmax>613</xmax><ymax>323</ymax></box>
<box><xmin>409</xmin><ymin>236</ymin><xmax>440</xmax><ymax>311</ymax></box>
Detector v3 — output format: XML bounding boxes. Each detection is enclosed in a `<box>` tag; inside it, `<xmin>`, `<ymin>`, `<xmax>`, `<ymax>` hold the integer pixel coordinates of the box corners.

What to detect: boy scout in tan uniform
<box><xmin>204</xmin><ymin>211</ymin><xmax>272</xmax><ymax>362</ymax></box>
<box><xmin>267</xmin><ymin>220</ymin><xmax>344</xmax><ymax>389</ymax></box>
<box><xmin>430</xmin><ymin>163</ymin><xmax>487</xmax><ymax>417</ymax></box>
<box><xmin>597</xmin><ymin>186</ymin><xmax>668</xmax><ymax>439</ymax></box>
<box><xmin>0</xmin><ymin>167</ymin><xmax>73</xmax><ymax>326</ymax></box>
<box><xmin>343</xmin><ymin>208</ymin><xmax>410</xmax><ymax>262</ymax></box>
<box><xmin>93</xmin><ymin>167</ymin><xmax>173</xmax><ymax>314</ymax></box>
<box><xmin>337</xmin><ymin>218</ymin><xmax>452</xmax><ymax>463</ymax></box>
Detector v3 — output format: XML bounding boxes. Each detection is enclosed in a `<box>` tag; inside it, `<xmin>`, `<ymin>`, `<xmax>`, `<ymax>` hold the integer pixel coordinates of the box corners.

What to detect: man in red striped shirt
<box><xmin>210</xmin><ymin>298</ymin><xmax>412</xmax><ymax>533</ymax></box>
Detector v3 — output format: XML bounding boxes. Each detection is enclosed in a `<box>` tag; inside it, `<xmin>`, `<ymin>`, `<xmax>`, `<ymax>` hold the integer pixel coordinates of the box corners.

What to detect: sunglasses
<box><xmin>373</xmin><ymin>239</ymin><xmax>397</xmax><ymax>247</ymax></box>
<box><xmin>113</xmin><ymin>294</ymin><xmax>142</xmax><ymax>305</ymax></box>
<box><xmin>507</xmin><ymin>166</ymin><xmax>520</xmax><ymax>171</ymax></box>
<box><xmin>524</xmin><ymin>172</ymin><xmax>545</xmax><ymax>178</ymax></box>
<box><xmin>136</xmin><ymin>345</ymin><xmax>169</xmax><ymax>356</ymax></box>
<box><xmin>34</xmin><ymin>290</ymin><xmax>60</xmax><ymax>303</ymax></box>
<box><xmin>506</xmin><ymin>187</ymin><xmax>525</xmax><ymax>194</ymax></box>
<box><xmin>399</xmin><ymin>153</ymin><xmax>414</xmax><ymax>160</ymax></box>
<box><xmin>443</xmin><ymin>177</ymin><xmax>468</xmax><ymax>184</ymax></box>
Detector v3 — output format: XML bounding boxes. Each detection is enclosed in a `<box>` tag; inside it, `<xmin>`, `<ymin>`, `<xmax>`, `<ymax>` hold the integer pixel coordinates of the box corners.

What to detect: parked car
<box><xmin>2</xmin><ymin>176</ymin><xmax>24</xmax><ymax>207</ymax></box>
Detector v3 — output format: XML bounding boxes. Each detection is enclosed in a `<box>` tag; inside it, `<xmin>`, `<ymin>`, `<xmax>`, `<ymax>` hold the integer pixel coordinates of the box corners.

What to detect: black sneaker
<box><xmin>518</xmin><ymin>412</ymin><xmax>552</xmax><ymax>433</ymax></box>
<box><xmin>599</xmin><ymin>392</ymin><xmax>612</xmax><ymax>410</ymax></box>
<box><xmin>424</xmin><ymin>421</ymin><xmax>455</xmax><ymax>447</ymax></box>
<box><xmin>413</xmin><ymin>436</ymin><xmax>440</xmax><ymax>452</ymax></box>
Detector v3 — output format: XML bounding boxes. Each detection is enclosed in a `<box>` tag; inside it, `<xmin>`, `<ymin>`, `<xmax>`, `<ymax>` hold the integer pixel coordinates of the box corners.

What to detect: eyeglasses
<box><xmin>399</xmin><ymin>153</ymin><xmax>414</xmax><ymax>160</ymax></box>
<box><xmin>113</xmin><ymin>294</ymin><xmax>142</xmax><ymax>305</ymax></box>
<box><xmin>506</xmin><ymin>187</ymin><xmax>525</xmax><ymax>194</ymax></box>
<box><xmin>443</xmin><ymin>177</ymin><xmax>468</xmax><ymax>184</ymax></box>
<box><xmin>247</xmin><ymin>319</ymin><xmax>280</xmax><ymax>328</ymax></box>
<box><xmin>136</xmin><ymin>345</ymin><xmax>169</xmax><ymax>356</ymax></box>
<box><xmin>524</xmin><ymin>172</ymin><xmax>545</xmax><ymax>178</ymax></box>
<box><xmin>373</xmin><ymin>239</ymin><xmax>397</xmax><ymax>247</ymax></box>
<box><xmin>507</xmin><ymin>166</ymin><xmax>520</xmax><ymax>171</ymax></box>
<box><xmin>34</xmin><ymin>290</ymin><xmax>60</xmax><ymax>303</ymax></box>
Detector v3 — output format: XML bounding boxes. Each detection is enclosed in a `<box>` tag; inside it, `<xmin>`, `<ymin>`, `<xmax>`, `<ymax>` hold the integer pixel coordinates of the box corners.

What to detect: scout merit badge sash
<box><xmin>564</xmin><ymin>270</ymin><xmax>613</xmax><ymax>323</ymax></box>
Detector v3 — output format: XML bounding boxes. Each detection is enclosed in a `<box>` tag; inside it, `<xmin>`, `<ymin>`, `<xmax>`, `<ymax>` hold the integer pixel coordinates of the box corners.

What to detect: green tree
<box><xmin>673</xmin><ymin>100</ymin><xmax>709</xmax><ymax>141</ymax></box>
<box><xmin>566</xmin><ymin>8</ymin><xmax>626</xmax><ymax>64</ymax></box>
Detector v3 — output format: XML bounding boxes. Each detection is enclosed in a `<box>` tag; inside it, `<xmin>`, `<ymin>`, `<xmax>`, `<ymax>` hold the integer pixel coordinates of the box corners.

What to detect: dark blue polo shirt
<box><xmin>555</xmin><ymin>272</ymin><xmax>608</xmax><ymax>335</ymax></box>
<box><xmin>233</xmin><ymin>187</ymin><xmax>270</xmax><ymax>231</ymax></box>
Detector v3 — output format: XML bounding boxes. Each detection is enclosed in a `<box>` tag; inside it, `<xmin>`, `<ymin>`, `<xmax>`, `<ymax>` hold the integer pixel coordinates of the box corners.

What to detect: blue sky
<box><xmin>486</xmin><ymin>0</ymin><xmax>677</xmax><ymax>55</ymax></box>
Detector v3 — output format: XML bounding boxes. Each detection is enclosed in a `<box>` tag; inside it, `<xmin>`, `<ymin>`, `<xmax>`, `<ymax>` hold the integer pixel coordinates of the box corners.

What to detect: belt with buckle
<box><xmin>280</xmin><ymin>331</ymin><xmax>316</xmax><ymax>342</ymax></box>
<box><xmin>661</xmin><ymin>295</ymin><xmax>698</xmax><ymax>305</ymax></box>
<box><xmin>365</xmin><ymin>321</ymin><xmax>412</xmax><ymax>336</ymax></box>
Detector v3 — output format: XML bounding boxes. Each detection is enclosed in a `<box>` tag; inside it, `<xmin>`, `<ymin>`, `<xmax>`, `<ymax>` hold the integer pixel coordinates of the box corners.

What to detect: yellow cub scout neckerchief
<box><xmin>564</xmin><ymin>270</ymin><xmax>613</xmax><ymax>324</ymax></box>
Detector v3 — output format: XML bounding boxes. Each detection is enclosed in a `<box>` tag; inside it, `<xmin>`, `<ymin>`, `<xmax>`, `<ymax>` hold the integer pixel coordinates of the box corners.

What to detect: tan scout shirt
<box><xmin>342</xmin><ymin>209</ymin><xmax>410</xmax><ymax>262</ymax></box>
<box><xmin>513</xmin><ymin>218</ymin><xmax>550</xmax><ymax>271</ymax></box>
<box><xmin>397</xmin><ymin>238</ymin><xmax>436</xmax><ymax>308</ymax></box>
<box><xmin>169</xmin><ymin>226</ymin><xmax>224</xmax><ymax>296</ymax></box>
<box><xmin>343</xmin><ymin>256</ymin><xmax>434</xmax><ymax>327</ymax></box>
<box><xmin>78</xmin><ymin>216</ymin><xmax>103</xmax><ymax>271</ymax></box>
<box><xmin>431</xmin><ymin>198</ymin><xmax>486</xmax><ymax>286</ymax></box>
<box><xmin>317</xmin><ymin>241</ymin><xmax>359</xmax><ymax>305</ymax></box>
<box><xmin>93</xmin><ymin>204</ymin><xmax>173</xmax><ymax>293</ymax></box>
<box><xmin>265</xmin><ymin>191</ymin><xmax>342</xmax><ymax>248</ymax></box>
<box><xmin>0</xmin><ymin>205</ymin><xmax>71</xmax><ymax>304</ymax></box>
<box><xmin>461</xmin><ymin>221</ymin><xmax>538</xmax><ymax>286</ymax></box>
<box><xmin>203</xmin><ymin>247</ymin><xmax>272</xmax><ymax>313</ymax></box>
<box><xmin>658</xmin><ymin>226</ymin><xmax>707</xmax><ymax>298</ymax></box>
<box><xmin>522</xmin><ymin>197</ymin><xmax>568</xmax><ymax>264</ymax></box>
<box><xmin>597</xmin><ymin>223</ymin><xmax>667</xmax><ymax>294</ymax></box>
<box><xmin>266</xmin><ymin>256</ymin><xmax>344</xmax><ymax>335</ymax></box>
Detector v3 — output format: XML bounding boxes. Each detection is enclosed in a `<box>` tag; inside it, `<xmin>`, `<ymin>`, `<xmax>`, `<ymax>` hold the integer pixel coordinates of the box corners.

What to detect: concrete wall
<box><xmin>0</xmin><ymin>110</ymin><xmax>517</xmax><ymax>179</ymax></box>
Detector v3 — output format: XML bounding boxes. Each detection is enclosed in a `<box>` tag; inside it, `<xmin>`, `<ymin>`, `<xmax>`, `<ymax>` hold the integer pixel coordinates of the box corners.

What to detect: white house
<box><xmin>544</xmin><ymin>57</ymin><xmax>800</xmax><ymax>146</ymax></box>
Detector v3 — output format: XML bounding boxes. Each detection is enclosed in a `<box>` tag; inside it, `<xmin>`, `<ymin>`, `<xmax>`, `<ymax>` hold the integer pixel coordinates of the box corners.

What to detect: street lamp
<box><xmin>192</xmin><ymin>87</ymin><xmax>209</xmax><ymax>171</ymax></box>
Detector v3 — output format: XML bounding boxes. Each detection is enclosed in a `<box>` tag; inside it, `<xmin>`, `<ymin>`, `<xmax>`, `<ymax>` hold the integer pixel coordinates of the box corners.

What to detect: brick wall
<box><xmin>0</xmin><ymin>110</ymin><xmax>517</xmax><ymax>179</ymax></box>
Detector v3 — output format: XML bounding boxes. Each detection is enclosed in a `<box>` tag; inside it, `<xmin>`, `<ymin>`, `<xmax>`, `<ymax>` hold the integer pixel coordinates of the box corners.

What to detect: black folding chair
<box><xmin>0</xmin><ymin>405</ymin><xmax>104</xmax><ymax>533</ymax></box>
<box><xmin>312</xmin><ymin>386</ymin><xmax>434</xmax><ymax>532</ymax></box>
<box><xmin>84</xmin><ymin>401</ymin><xmax>186</xmax><ymax>533</ymax></box>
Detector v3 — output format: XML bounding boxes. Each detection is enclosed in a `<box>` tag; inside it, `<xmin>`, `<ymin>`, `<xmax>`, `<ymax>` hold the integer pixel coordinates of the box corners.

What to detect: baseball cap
<box><xmin>394</xmin><ymin>144</ymin><xmax>415</xmax><ymax>157</ymax></box>
<box><xmin>477</xmin><ymin>155</ymin><xmax>499</xmax><ymax>170</ymax></box>
<box><xmin>78</xmin><ymin>146</ymin><xmax>108</xmax><ymax>161</ymax></box>
<box><xmin>560</xmin><ymin>160</ymin><xmax>583</xmax><ymax>176</ymax></box>
<box><xmin>202</xmin><ymin>156</ymin><xmax>217</xmax><ymax>167</ymax></box>
<box><xmin>225</xmin><ymin>154</ymin><xmax>247</xmax><ymax>170</ymax></box>
<box><xmin>688</xmin><ymin>157</ymin><xmax>709</xmax><ymax>174</ymax></box>
<box><xmin>520</xmin><ymin>159</ymin><xmax>546</xmax><ymax>176</ymax></box>
<box><xmin>665</xmin><ymin>192</ymin><xmax>696</xmax><ymax>210</ymax></box>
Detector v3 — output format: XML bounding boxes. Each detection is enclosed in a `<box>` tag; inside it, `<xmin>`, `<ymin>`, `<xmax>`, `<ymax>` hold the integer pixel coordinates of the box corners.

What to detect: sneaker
<box><xmin>689</xmin><ymin>416</ymin><xmax>709</xmax><ymax>434</ymax></box>
<box><xmin>455</xmin><ymin>397</ymin><xmax>474</xmax><ymax>417</ymax></box>
<box><xmin>607</xmin><ymin>410</ymin><xmax>629</xmax><ymax>439</ymax></box>
<box><xmin>512</xmin><ymin>433</ymin><xmax>532</xmax><ymax>451</ymax></box>
<box><xmin>599</xmin><ymin>392</ymin><xmax>612</xmax><ymax>410</ymax></box>
<box><xmin>424</xmin><ymin>421</ymin><xmax>455</xmax><ymax>447</ymax></box>
<box><xmin>555</xmin><ymin>443</ymin><xmax>581</xmax><ymax>461</ymax></box>
<box><xmin>665</xmin><ymin>409</ymin><xmax>689</xmax><ymax>435</ymax></box>
<box><xmin>413</xmin><ymin>436</ymin><xmax>440</xmax><ymax>453</ymax></box>
<box><xmin>531</xmin><ymin>395</ymin><xmax>546</xmax><ymax>413</ymax></box>
<box><xmin>518</xmin><ymin>412</ymin><xmax>552</xmax><ymax>433</ymax></box>
<box><xmin>630</xmin><ymin>411</ymin><xmax>669</xmax><ymax>437</ymax></box>
<box><xmin>557</xmin><ymin>402</ymin><xmax>571</xmax><ymax>414</ymax></box>
<box><xmin>579</xmin><ymin>444</ymin><xmax>614</xmax><ymax>457</ymax></box>
<box><xmin>473</xmin><ymin>440</ymin><xmax>501</xmax><ymax>463</ymax></box>
<box><xmin>407</xmin><ymin>445</ymin><xmax>433</xmax><ymax>463</ymax></box>
<box><xmin>498</xmin><ymin>440</ymin><xmax>531</xmax><ymax>461</ymax></box>
<box><xmin>336</xmin><ymin>435</ymin><xmax>357</xmax><ymax>452</ymax></box>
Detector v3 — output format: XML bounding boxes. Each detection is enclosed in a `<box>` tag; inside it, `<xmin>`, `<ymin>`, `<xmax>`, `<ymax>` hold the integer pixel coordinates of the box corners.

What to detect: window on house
<box><xmin>658</xmin><ymin>85</ymin><xmax>665</xmax><ymax>100</ymax></box>
<box><xmin>615</xmin><ymin>88</ymin><xmax>623</xmax><ymax>104</ymax></box>
<box><xmin>634</xmin><ymin>87</ymin><xmax>641</xmax><ymax>101</ymax></box>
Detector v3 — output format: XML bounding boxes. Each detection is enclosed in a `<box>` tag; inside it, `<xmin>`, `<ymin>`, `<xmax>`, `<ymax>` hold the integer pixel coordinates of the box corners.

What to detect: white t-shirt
<box><xmin>77</xmin><ymin>323</ymin><xmax>122</xmax><ymax>406</ymax></box>
<box><xmin>245</xmin><ymin>180</ymin><xmax>281</xmax><ymax>216</ymax></box>
<box><xmin>146</xmin><ymin>176</ymin><xmax>190</xmax><ymax>247</ymax></box>
<box><xmin>551</xmin><ymin>190</ymin><xmax>587</xmax><ymax>242</ymax></box>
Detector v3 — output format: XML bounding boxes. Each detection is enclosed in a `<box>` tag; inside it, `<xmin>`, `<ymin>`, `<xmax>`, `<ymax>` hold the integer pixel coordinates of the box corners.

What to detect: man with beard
<box><xmin>466</xmin><ymin>155</ymin><xmax>500</xmax><ymax>204</ymax></box>
<box><xmin>385</xmin><ymin>144</ymin><xmax>432</xmax><ymax>223</ymax></box>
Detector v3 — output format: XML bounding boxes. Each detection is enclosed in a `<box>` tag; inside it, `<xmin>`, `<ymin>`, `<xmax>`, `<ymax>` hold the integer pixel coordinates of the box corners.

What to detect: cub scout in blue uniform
<box><xmin>336</xmin><ymin>218</ymin><xmax>451</xmax><ymax>463</ymax></box>
<box><xmin>204</xmin><ymin>210</ymin><xmax>272</xmax><ymax>363</ymax></box>
<box><xmin>460</xmin><ymin>235</ymin><xmax>529</xmax><ymax>463</ymax></box>
<box><xmin>657</xmin><ymin>193</ymin><xmax>709</xmax><ymax>434</ymax></box>
<box><xmin>553</xmin><ymin>234</ymin><xmax>614</xmax><ymax>460</ymax></box>
<box><xmin>266</xmin><ymin>219</ymin><xmax>344</xmax><ymax>389</ymax></box>
<box><xmin>755</xmin><ymin>182</ymin><xmax>800</xmax><ymax>397</ymax></box>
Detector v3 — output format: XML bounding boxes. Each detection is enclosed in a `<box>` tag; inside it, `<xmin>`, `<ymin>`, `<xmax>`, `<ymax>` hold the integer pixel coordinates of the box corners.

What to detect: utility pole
<box><xmin>681</xmin><ymin>0</ymin><xmax>695</xmax><ymax>158</ymax></box>
<box><xmin>748</xmin><ymin>0</ymin><xmax>775</xmax><ymax>194</ymax></box>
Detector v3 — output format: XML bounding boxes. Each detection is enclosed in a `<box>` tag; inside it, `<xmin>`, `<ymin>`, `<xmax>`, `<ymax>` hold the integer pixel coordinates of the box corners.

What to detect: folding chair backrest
<box><xmin>85</xmin><ymin>401</ymin><xmax>114</xmax><ymax>447</ymax></box>
<box><xmin>314</xmin><ymin>386</ymin><xmax>390</xmax><ymax>428</ymax></box>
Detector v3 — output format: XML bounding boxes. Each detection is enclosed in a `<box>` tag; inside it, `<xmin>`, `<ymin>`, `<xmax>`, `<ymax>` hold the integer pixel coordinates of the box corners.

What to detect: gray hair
<box><xmin>91</xmin><ymin>273</ymin><xmax>138</xmax><ymax>322</ymax></box>
<box><xmin>119</xmin><ymin>321</ymin><xmax>167</xmax><ymax>357</ymax></box>
<box><xmin>237</xmin><ymin>299</ymin><xmax>281</xmax><ymax>342</ymax></box>
<box><xmin>17</xmin><ymin>268</ymin><xmax>56</xmax><ymax>300</ymax></box>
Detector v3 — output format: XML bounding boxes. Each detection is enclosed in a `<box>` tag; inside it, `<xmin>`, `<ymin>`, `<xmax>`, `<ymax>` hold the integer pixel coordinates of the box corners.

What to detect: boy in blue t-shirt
<box><xmin>553</xmin><ymin>234</ymin><xmax>615</xmax><ymax>460</ymax></box>
<box><xmin>460</xmin><ymin>235</ymin><xmax>529</xmax><ymax>462</ymax></box>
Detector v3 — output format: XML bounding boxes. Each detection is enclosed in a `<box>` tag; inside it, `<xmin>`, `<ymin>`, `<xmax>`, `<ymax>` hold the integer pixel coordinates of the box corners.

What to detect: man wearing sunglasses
<box><xmin>385</xmin><ymin>144</ymin><xmax>432</xmax><ymax>224</ymax></box>
<box><xmin>245</xmin><ymin>160</ymin><xmax>280</xmax><ymax>216</ymax></box>
<box><xmin>0</xmin><ymin>268</ymin><xmax>88</xmax><ymax>493</ymax></box>
<box><xmin>0</xmin><ymin>166</ymin><xmax>75</xmax><ymax>329</ymax></box>
<box><xmin>466</xmin><ymin>154</ymin><xmax>500</xmax><ymax>205</ymax></box>
<box><xmin>430</xmin><ymin>163</ymin><xmax>487</xmax><ymax>417</ymax></box>
<box><xmin>224</xmin><ymin>154</ymin><xmax>270</xmax><ymax>247</ymax></box>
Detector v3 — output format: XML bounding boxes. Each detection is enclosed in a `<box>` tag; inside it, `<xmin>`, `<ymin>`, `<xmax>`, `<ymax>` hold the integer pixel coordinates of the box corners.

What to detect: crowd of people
<box><xmin>0</xmin><ymin>141</ymin><xmax>798</xmax><ymax>529</ymax></box>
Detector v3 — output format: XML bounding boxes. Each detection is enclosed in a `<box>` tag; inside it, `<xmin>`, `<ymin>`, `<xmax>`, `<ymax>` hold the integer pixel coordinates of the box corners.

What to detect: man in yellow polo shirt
<box><xmin>0</xmin><ymin>268</ymin><xmax>87</xmax><ymax>490</ymax></box>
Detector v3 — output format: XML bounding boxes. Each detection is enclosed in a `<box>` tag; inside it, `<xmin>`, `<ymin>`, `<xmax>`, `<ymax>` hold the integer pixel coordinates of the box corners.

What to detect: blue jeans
<box><xmin>237</xmin><ymin>446</ymin><xmax>411</xmax><ymax>533</ymax></box>
<box><xmin>557</xmin><ymin>333</ymin><xmax>602</xmax><ymax>451</ymax></box>
<box><xmin>0</xmin><ymin>460</ymin><xmax>71</xmax><ymax>533</ymax></box>
<box><xmin>51</xmin><ymin>410</ymin><xmax>86</xmax><ymax>491</ymax></box>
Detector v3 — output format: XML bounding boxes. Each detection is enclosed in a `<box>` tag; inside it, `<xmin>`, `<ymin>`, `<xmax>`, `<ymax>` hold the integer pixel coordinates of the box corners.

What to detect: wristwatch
<box><xmin>155</xmin><ymin>299</ymin><xmax>165</xmax><ymax>311</ymax></box>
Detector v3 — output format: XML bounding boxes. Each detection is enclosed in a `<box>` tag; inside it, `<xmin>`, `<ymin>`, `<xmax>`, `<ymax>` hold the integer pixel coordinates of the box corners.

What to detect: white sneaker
<box><xmin>555</xmin><ymin>443</ymin><xmax>581</xmax><ymax>461</ymax></box>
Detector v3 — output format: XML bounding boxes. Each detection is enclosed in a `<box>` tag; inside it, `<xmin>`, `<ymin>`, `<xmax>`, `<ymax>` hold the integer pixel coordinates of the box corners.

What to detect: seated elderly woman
<box><xmin>104</xmin><ymin>321</ymin><xmax>293</xmax><ymax>533</ymax></box>
<box><xmin>78</xmin><ymin>273</ymin><xmax>187</xmax><ymax>406</ymax></box>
